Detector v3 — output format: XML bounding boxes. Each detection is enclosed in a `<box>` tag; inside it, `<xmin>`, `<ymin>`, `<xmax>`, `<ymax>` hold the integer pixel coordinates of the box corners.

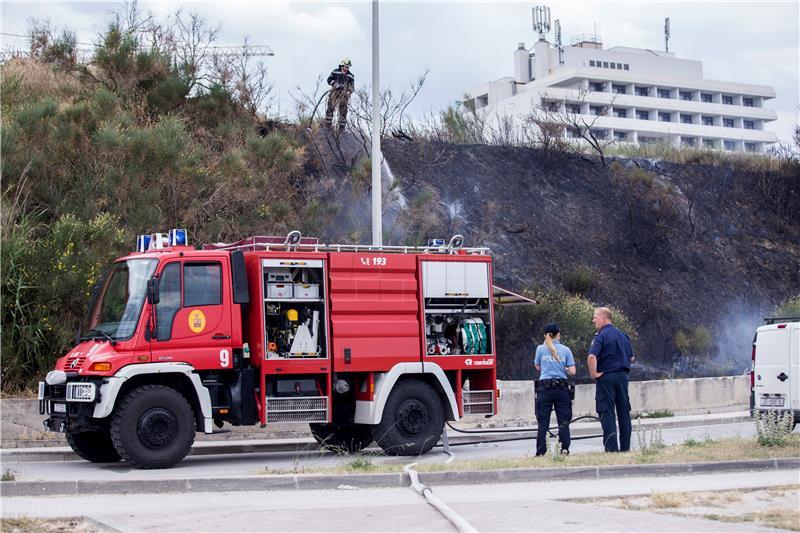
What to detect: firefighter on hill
<box><xmin>325</xmin><ymin>58</ymin><xmax>354</xmax><ymax>131</ymax></box>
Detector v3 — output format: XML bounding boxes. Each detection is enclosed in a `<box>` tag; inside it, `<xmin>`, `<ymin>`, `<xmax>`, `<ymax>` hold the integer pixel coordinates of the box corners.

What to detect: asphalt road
<box><xmin>3</xmin><ymin>470</ymin><xmax>796</xmax><ymax>531</ymax></box>
<box><xmin>1</xmin><ymin>421</ymin><xmax>759</xmax><ymax>482</ymax></box>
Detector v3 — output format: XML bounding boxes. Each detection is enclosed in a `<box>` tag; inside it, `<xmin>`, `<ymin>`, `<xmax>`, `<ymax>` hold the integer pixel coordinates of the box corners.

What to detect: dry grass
<box><xmin>596</xmin><ymin>485</ymin><xmax>800</xmax><ymax>532</ymax></box>
<box><xmin>1</xmin><ymin>57</ymin><xmax>82</xmax><ymax>102</ymax></box>
<box><xmin>0</xmin><ymin>517</ymin><xmax>107</xmax><ymax>532</ymax></box>
<box><xmin>262</xmin><ymin>435</ymin><xmax>800</xmax><ymax>476</ymax></box>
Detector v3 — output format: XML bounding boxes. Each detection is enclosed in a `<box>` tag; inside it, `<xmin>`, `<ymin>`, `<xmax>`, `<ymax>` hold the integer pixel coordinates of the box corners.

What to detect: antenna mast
<box><xmin>554</xmin><ymin>19</ymin><xmax>564</xmax><ymax>64</ymax></box>
<box><xmin>664</xmin><ymin>17</ymin><xmax>670</xmax><ymax>52</ymax></box>
<box><xmin>532</xmin><ymin>6</ymin><xmax>551</xmax><ymax>41</ymax></box>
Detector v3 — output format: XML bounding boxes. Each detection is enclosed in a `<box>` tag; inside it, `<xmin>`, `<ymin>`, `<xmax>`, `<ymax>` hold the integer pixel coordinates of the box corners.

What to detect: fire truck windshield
<box><xmin>83</xmin><ymin>259</ymin><xmax>158</xmax><ymax>341</ymax></box>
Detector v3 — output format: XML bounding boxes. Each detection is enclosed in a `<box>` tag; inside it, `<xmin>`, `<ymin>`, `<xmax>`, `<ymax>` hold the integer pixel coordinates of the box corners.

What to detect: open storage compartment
<box><xmin>421</xmin><ymin>260</ymin><xmax>493</xmax><ymax>356</ymax></box>
<box><xmin>262</xmin><ymin>258</ymin><xmax>328</xmax><ymax>359</ymax></box>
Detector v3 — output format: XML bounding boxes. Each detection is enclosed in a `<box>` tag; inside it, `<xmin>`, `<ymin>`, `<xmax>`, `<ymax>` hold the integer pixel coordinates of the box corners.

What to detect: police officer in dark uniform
<box><xmin>534</xmin><ymin>322</ymin><xmax>576</xmax><ymax>456</ymax></box>
<box><xmin>587</xmin><ymin>307</ymin><xmax>635</xmax><ymax>452</ymax></box>
<box><xmin>325</xmin><ymin>58</ymin><xmax>355</xmax><ymax>131</ymax></box>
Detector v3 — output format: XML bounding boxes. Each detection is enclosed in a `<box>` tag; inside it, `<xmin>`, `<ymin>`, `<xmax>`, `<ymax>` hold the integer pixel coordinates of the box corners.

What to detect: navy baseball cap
<box><xmin>543</xmin><ymin>322</ymin><xmax>560</xmax><ymax>335</ymax></box>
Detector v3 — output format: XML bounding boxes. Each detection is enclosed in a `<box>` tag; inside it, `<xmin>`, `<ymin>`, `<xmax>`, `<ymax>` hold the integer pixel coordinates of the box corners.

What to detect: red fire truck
<box><xmin>39</xmin><ymin>230</ymin><xmax>525</xmax><ymax>469</ymax></box>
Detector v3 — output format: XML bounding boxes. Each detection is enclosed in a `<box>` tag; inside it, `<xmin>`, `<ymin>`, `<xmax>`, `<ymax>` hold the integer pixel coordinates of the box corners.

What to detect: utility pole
<box><xmin>371</xmin><ymin>0</ymin><xmax>383</xmax><ymax>246</ymax></box>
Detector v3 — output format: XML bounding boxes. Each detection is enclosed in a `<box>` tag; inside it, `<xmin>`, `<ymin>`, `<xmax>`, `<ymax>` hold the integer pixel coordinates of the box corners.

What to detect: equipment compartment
<box><xmin>423</xmin><ymin>298</ymin><xmax>492</xmax><ymax>356</ymax></box>
<box><xmin>262</xmin><ymin>259</ymin><xmax>328</xmax><ymax>359</ymax></box>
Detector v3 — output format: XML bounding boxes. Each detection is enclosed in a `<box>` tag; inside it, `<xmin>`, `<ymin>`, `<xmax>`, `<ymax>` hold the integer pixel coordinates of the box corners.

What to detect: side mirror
<box><xmin>147</xmin><ymin>277</ymin><xmax>160</xmax><ymax>305</ymax></box>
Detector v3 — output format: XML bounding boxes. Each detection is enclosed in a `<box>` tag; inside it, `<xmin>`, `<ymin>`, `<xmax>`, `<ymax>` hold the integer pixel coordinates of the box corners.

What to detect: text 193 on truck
<box><xmin>39</xmin><ymin>230</ymin><xmax>530</xmax><ymax>468</ymax></box>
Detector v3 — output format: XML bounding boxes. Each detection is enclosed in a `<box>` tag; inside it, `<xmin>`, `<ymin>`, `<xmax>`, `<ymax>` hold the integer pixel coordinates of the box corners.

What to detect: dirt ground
<box><xmin>588</xmin><ymin>484</ymin><xmax>800</xmax><ymax>531</ymax></box>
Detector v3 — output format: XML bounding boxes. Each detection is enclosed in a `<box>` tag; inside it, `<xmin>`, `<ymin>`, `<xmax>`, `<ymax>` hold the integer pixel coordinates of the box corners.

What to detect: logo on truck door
<box><xmin>188</xmin><ymin>310</ymin><xmax>207</xmax><ymax>333</ymax></box>
<box><xmin>465</xmin><ymin>358</ymin><xmax>494</xmax><ymax>366</ymax></box>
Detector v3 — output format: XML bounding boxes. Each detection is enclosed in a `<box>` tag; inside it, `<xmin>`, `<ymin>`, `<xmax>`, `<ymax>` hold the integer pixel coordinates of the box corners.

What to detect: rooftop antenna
<box><xmin>554</xmin><ymin>19</ymin><xmax>564</xmax><ymax>64</ymax></box>
<box><xmin>664</xmin><ymin>17</ymin><xmax>670</xmax><ymax>52</ymax></box>
<box><xmin>532</xmin><ymin>5</ymin><xmax>551</xmax><ymax>41</ymax></box>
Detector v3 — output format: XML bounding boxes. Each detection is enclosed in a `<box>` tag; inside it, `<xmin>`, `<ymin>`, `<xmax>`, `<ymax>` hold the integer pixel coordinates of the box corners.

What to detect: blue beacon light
<box><xmin>136</xmin><ymin>234</ymin><xmax>152</xmax><ymax>252</ymax></box>
<box><xmin>168</xmin><ymin>229</ymin><xmax>188</xmax><ymax>246</ymax></box>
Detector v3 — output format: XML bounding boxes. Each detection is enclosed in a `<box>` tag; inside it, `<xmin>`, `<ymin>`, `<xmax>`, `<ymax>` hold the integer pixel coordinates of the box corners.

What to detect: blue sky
<box><xmin>2</xmin><ymin>1</ymin><xmax>797</xmax><ymax>143</ymax></box>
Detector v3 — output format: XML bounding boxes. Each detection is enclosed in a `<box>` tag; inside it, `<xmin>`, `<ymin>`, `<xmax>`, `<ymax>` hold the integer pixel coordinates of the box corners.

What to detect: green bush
<box><xmin>773</xmin><ymin>295</ymin><xmax>800</xmax><ymax>318</ymax></box>
<box><xmin>560</xmin><ymin>264</ymin><xmax>599</xmax><ymax>295</ymax></box>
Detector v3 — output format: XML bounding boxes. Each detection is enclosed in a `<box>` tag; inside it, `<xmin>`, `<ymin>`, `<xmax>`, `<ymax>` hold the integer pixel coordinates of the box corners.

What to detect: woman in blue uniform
<box><xmin>534</xmin><ymin>322</ymin><xmax>576</xmax><ymax>456</ymax></box>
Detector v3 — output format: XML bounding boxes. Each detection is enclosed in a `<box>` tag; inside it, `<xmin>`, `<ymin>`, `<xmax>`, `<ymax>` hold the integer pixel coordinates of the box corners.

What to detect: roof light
<box><xmin>136</xmin><ymin>234</ymin><xmax>152</xmax><ymax>252</ymax></box>
<box><xmin>149</xmin><ymin>233</ymin><xmax>168</xmax><ymax>250</ymax></box>
<box><xmin>427</xmin><ymin>239</ymin><xmax>445</xmax><ymax>247</ymax></box>
<box><xmin>169</xmin><ymin>228</ymin><xmax>188</xmax><ymax>247</ymax></box>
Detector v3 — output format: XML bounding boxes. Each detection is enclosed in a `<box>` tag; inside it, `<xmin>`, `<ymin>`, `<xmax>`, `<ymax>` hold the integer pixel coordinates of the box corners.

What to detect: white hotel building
<box><xmin>465</xmin><ymin>27</ymin><xmax>778</xmax><ymax>152</ymax></box>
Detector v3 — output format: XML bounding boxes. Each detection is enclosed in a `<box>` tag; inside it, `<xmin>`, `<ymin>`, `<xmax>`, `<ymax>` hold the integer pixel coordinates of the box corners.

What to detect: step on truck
<box><xmin>750</xmin><ymin>316</ymin><xmax>800</xmax><ymax>430</ymax></box>
<box><xmin>40</xmin><ymin>230</ymin><xmax>529</xmax><ymax>468</ymax></box>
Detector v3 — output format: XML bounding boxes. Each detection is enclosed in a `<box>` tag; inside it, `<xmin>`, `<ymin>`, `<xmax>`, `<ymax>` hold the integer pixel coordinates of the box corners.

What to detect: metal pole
<box><xmin>371</xmin><ymin>0</ymin><xmax>383</xmax><ymax>246</ymax></box>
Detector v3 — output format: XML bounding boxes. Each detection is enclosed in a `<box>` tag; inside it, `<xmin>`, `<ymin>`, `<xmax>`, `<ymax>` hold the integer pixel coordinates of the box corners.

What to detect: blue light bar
<box><xmin>169</xmin><ymin>229</ymin><xmax>188</xmax><ymax>247</ymax></box>
<box><xmin>427</xmin><ymin>239</ymin><xmax>445</xmax><ymax>247</ymax></box>
<box><xmin>136</xmin><ymin>234</ymin><xmax>152</xmax><ymax>252</ymax></box>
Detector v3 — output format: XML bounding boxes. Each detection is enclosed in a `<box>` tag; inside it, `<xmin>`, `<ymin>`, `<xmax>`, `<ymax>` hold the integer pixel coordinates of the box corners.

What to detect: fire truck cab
<box><xmin>39</xmin><ymin>231</ymin><xmax>513</xmax><ymax>469</ymax></box>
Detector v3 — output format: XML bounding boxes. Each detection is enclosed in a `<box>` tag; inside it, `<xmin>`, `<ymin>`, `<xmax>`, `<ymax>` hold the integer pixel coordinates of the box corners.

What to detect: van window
<box><xmin>184</xmin><ymin>263</ymin><xmax>222</xmax><ymax>307</ymax></box>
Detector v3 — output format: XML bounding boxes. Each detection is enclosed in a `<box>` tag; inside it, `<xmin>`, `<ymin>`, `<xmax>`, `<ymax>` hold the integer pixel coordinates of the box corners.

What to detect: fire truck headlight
<box><xmin>66</xmin><ymin>383</ymin><xmax>96</xmax><ymax>402</ymax></box>
<box><xmin>89</xmin><ymin>362</ymin><xmax>112</xmax><ymax>372</ymax></box>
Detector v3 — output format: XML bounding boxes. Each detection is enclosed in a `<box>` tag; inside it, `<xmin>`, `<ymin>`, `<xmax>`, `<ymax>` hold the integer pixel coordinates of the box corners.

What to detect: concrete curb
<box><xmin>2</xmin><ymin>457</ymin><xmax>797</xmax><ymax>497</ymax></box>
<box><xmin>1</xmin><ymin>413</ymin><xmax>753</xmax><ymax>463</ymax></box>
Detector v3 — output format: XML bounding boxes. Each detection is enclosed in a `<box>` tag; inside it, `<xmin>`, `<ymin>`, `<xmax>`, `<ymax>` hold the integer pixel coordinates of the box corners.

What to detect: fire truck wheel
<box><xmin>309</xmin><ymin>423</ymin><xmax>374</xmax><ymax>453</ymax></box>
<box><xmin>110</xmin><ymin>385</ymin><xmax>196</xmax><ymax>469</ymax></box>
<box><xmin>66</xmin><ymin>430</ymin><xmax>121</xmax><ymax>463</ymax></box>
<box><xmin>373</xmin><ymin>379</ymin><xmax>444</xmax><ymax>456</ymax></box>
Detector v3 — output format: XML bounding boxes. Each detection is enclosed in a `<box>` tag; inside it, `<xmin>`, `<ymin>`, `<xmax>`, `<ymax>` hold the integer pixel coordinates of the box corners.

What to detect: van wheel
<box><xmin>373</xmin><ymin>379</ymin><xmax>444</xmax><ymax>456</ymax></box>
<box><xmin>310</xmin><ymin>423</ymin><xmax>374</xmax><ymax>453</ymax></box>
<box><xmin>66</xmin><ymin>430</ymin><xmax>121</xmax><ymax>463</ymax></box>
<box><xmin>110</xmin><ymin>385</ymin><xmax>195</xmax><ymax>469</ymax></box>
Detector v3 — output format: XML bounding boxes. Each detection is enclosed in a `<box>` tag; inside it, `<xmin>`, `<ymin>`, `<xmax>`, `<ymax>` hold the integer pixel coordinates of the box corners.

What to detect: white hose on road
<box><xmin>403</xmin><ymin>462</ymin><xmax>477</xmax><ymax>533</ymax></box>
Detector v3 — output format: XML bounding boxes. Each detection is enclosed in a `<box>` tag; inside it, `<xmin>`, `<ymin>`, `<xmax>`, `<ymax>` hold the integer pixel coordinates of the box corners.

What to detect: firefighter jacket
<box><xmin>327</xmin><ymin>67</ymin><xmax>355</xmax><ymax>92</ymax></box>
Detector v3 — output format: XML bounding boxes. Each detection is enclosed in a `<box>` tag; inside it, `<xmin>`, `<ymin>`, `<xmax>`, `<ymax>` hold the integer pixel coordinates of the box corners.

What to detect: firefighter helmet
<box><xmin>286</xmin><ymin>309</ymin><xmax>299</xmax><ymax>322</ymax></box>
<box><xmin>340</xmin><ymin>58</ymin><xmax>352</xmax><ymax>67</ymax></box>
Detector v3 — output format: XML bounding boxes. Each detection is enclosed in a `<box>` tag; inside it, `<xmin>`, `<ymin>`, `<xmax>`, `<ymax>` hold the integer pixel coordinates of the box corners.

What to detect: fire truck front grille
<box><xmin>64</xmin><ymin>356</ymin><xmax>87</xmax><ymax>371</ymax></box>
<box><xmin>266</xmin><ymin>396</ymin><xmax>328</xmax><ymax>423</ymax></box>
<box><xmin>463</xmin><ymin>390</ymin><xmax>495</xmax><ymax>416</ymax></box>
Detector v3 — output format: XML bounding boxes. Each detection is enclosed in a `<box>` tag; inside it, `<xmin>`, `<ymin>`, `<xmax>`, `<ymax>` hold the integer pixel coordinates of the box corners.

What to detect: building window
<box><xmin>682</xmin><ymin>137</ymin><xmax>696</xmax><ymax>146</ymax></box>
<box><xmin>635</xmin><ymin>86</ymin><xmax>650</xmax><ymax>97</ymax></box>
<box><xmin>567</xmin><ymin>127</ymin><xmax>582</xmax><ymax>139</ymax></box>
<box><xmin>566</xmin><ymin>103</ymin><xmax>581</xmax><ymax>114</ymax></box>
<box><xmin>636</xmin><ymin>110</ymin><xmax>650</xmax><ymax>120</ymax></box>
<box><xmin>592</xmin><ymin>129</ymin><xmax>608</xmax><ymax>140</ymax></box>
<box><xmin>680</xmin><ymin>91</ymin><xmax>694</xmax><ymax>101</ymax></box>
<box><xmin>657</xmin><ymin>88</ymin><xmax>671</xmax><ymax>98</ymax></box>
<box><xmin>614</xmin><ymin>131</ymin><xmax>627</xmax><ymax>141</ymax></box>
<box><xmin>722</xmin><ymin>95</ymin><xmax>734</xmax><ymax>105</ymax></box>
<box><xmin>610</xmin><ymin>62</ymin><xmax>616</xmax><ymax>69</ymax></box>
<box><xmin>745</xmin><ymin>142</ymin><xmax>757</xmax><ymax>152</ymax></box>
<box><xmin>616</xmin><ymin>63</ymin><xmax>622</xmax><ymax>69</ymax></box>
<box><xmin>613</xmin><ymin>108</ymin><xmax>627</xmax><ymax>118</ymax></box>
<box><xmin>612</xmin><ymin>84</ymin><xmax>627</xmax><ymax>94</ymax></box>
<box><xmin>658</xmin><ymin>112</ymin><xmax>672</xmax><ymax>122</ymax></box>
<box><xmin>639</xmin><ymin>136</ymin><xmax>656</xmax><ymax>145</ymax></box>
<box><xmin>542</xmin><ymin>100</ymin><xmax>561</xmax><ymax>112</ymax></box>
<box><xmin>723</xmin><ymin>118</ymin><xmax>734</xmax><ymax>128</ymax></box>
<box><xmin>589</xmin><ymin>82</ymin><xmax>605</xmax><ymax>92</ymax></box>
<box><xmin>590</xmin><ymin>105</ymin><xmax>606</xmax><ymax>116</ymax></box>
<box><xmin>703</xmin><ymin>139</ymin><xmax>715</xmax><ymax>148</ymax></box>
<box><xmin>624</xmin><ymin>64</ymin><xmax>630</xmax><ymax>70</ymax></box>
<box><xmin>743</xmin><ymin>97</ymin><xmax>754</xmax><ymax>107</ymax></box>
<box><xmin>744</xmin><ymin>120</ymin><xmax>755</xmax><ymax>130</ymax></box>
<box><xmin>701</xmin><ymin>93</ymin><xmax>713</xmax><ymax>103</ymax></box>
<box><xmin>724</xmin><ymin>140</ymin><xmax>736</xmax><ymax>150</ymax></box>
<box><xmin>589</xmin><ymin>60</ymin><xmax>596</xmax><ymax>67</ymax></box>
<box><xmin>602</xmin><ymin>61</ymin><xmax>609</xmax><ymax>68</ymax></box>
<box><xmin>702</xmin><ymin>116</ymin><xmax>714</xmax><ymax>126</ymax></box>
<box><xmin>680</xmin><ymin>114</ymin><xmax>693</xmax><ymax>124</ymax></box>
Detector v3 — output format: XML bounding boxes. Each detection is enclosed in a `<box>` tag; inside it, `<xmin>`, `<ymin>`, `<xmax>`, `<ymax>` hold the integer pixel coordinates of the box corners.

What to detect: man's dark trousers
<box><xmin>595</xmin><ymin>371</ymin><xmax>631</xmax><ymax>452</ymax></box>
<box><xmin>535</xmin><ymin>386</ymin><xmax>572</xmax><ymax>455</ymax></box>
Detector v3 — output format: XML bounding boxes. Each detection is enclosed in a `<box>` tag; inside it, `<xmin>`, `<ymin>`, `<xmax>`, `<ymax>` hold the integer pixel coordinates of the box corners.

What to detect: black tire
<box><xmin>309</xmin><ymin>423</ymin><xmax>374</xmax><ymax>453</ymax></box>
<box><xmin>373</xmin><ymin>379</ymin><xmax>445</xmax><ymax>456</ymax></box>
<box><xmin>66</xmin><ymin>430</ymin><xmax>121</xmax><ymax>463</ymax></box>
<box><xmin>110</xmin><ymin>385</ymin><xmax>195</xmax><ymax>469</ymax></box>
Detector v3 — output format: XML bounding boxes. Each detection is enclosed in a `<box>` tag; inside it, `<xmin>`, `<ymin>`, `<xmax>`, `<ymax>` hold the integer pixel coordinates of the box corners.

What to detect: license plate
<box><xmin>52</xmin><ymin>402</ymin><xmax>67</xmax><ymax>414</ymax></box>
<box><xmin>760</xmin><ymin>397</ymin><xmax>785</xmax><ymax>407</ymax></box>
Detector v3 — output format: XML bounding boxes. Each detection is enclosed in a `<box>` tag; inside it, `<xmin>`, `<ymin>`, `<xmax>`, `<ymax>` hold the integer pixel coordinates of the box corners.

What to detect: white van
<box><xmin>751</xmin><ymin>318</ymin><xmax>800</xmax><ymax>428</ymax></box>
